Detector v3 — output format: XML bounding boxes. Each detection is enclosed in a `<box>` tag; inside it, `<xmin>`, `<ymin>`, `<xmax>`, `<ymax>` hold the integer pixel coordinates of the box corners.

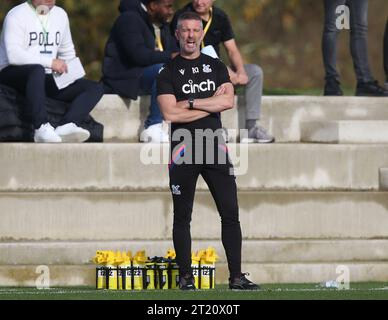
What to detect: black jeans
<box><xmin>322</xmin><ymin>0</ymin><xmax>374</xmax><ymax>83</ymax></box>
<box><xmin>169</xmin><ymin>140</ymin><xmax>242</xmax><ymax>280</ymax></box>
<box><xmin>0</xmin><ymin>64</ymin><xmax>104</xmax><ymax>129</ymax></box>
<box><xmin>384</xmin><ymin>19</ymin><xmax>388</xmax><ymax>82</ymax></box>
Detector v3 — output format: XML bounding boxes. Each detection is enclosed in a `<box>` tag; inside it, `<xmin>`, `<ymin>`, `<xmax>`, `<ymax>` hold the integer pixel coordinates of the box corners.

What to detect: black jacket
<box><xmin>102</xmin><ymin>0</ymin><xmax>177</xmax><ymax>99</ymax></box>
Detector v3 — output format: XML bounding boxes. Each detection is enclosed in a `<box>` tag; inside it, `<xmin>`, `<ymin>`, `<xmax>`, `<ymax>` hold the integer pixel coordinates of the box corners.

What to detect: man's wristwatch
<box><xmin>188</xmin><ymin>97</ymin><xmax>194</xmax><ymax>110</ymax></box>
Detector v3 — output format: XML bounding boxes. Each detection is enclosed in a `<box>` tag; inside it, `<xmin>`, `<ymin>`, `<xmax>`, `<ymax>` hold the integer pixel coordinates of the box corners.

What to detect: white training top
<box><xmin>0</xmin><ymin>2</ymin><xmax>76</xmax><ymax>73</ymax></box>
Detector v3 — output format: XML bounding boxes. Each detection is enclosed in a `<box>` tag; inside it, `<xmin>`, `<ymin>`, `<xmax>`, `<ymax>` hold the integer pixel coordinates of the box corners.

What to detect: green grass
<box><xmin>1</xmin><ymin>283</ymin><xmax>388</xmax><ymax>300</ymax></box>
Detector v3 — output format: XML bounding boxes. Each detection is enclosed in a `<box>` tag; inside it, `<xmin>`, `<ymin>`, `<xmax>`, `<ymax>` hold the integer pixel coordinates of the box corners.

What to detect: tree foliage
<box><xmin>1</xmin><ymin>0</ymin><xmax>387</xmax><ymax>88</ymax></box>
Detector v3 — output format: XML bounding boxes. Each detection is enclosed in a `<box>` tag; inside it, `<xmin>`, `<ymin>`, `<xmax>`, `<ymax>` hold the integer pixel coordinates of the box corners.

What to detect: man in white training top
<box><xmin>0</xmin><ymin>0</ymin><xmax>104</xmax><ymax>143</ymax></box>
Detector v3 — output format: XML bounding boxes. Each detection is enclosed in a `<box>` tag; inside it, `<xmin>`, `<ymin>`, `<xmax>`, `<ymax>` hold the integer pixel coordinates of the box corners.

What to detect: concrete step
<box><xmin>301</xmin><ymin>121</ymin><xmax>388</xmax><ymax>143</ymax></box>
<box><xmin>260</xmin><ymin>96</ymin><xmax>388</xmax><ymax>142</ymax></box>
<box><xmin>1</xmin><ymin>239</ymin><xmax>387</xmax><ymax>265</ymax></box>
<box><xmin>93</xmin><ymin>96</ymin><xmax>388</xmax><ymax>143</ymax></box>
<box><xmin>91</xmin><ymin>95</ymin><xmax>144</xmax><ymax>143</ymax></box>
<box><xmin>92</xmin><ymin>95</ymin><xmax>239</xmax><ymax>142</ymax></box>
<box><xmin>1</xmin><ymin>262</ymin><xmax>388</xmax><ymax>286</ymax></box>
<box><xmin>1</xmin><ymin>143</ymin><xmax>388</xmax><ymax>191</ymax></box>
<box><xmin>1</xmin><ymin>192</ymin><xmax>388</xmax><ymax>240</ymax></box>
<box><xmin>380</xmin><ymin>168</ymin><xmax>388</xmax><ymax>190</ymax></box>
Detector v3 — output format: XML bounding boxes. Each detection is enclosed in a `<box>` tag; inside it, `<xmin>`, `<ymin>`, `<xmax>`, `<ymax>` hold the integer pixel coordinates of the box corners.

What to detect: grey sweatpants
<box><xmin>243</xmin><ymin>64</ymin><xmax>263</xmax><ymax>121</ymax></box>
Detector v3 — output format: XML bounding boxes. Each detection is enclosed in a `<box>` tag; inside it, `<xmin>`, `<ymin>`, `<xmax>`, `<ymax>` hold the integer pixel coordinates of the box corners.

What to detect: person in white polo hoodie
<box><xmin>0</xmin><ymin>0</ymin><xmax>104</xmax><ymax>143</ymax></box>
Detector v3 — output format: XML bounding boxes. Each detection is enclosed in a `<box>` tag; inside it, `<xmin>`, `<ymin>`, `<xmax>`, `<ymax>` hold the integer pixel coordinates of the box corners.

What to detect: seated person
<box><xmin>101</xmin><ymin>0</ymin><xmax>178</xmax><ymax>143</ymax></box>
<box><xmin>0</xmin><ymin>0</ymin><xmax>104</xmax><ymax>143</ymax></box>
<box><xmin>171</xmin><ymin>0</ymin><xmax>274</xmax><ymax>143</ymax></box>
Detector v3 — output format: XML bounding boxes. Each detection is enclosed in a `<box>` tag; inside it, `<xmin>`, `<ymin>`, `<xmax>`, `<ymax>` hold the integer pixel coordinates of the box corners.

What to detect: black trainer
<box><xmin>324</xmin><ymin>78</ymin><xmax>343</xmax><ymax>96</ymax></box>
<box><xmin>229</xmin><ymin>273</ymin><xmax>261</xmax><ymax>290</ymax></box>
<box><xmin>179</xmin><ymin>274</ymin><xmax>196</xmax><ymax>290</ymax></box>
<box><xmin>356</xmin><ymin>80</ymin><xmax>388</xmax><ymax>97</ymax></box>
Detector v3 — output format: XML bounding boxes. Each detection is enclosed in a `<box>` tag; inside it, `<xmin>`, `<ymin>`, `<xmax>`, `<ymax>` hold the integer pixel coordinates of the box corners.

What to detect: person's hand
<box><xmin>214</xmin><ymin>85</ymin><xmax>226</xmax><ymax>96</ymax></box>
<box><xmin>51</xmin><ymin>59</ymin><xmax>68</xmax><ymax>74</ymax></box>
<box><xmin>171</xmin><ymin>52</ymin><xmax>179</xmax><ymax>59</ymax></box>
<box><xmin>236</xmin><ymin>72</ymin><xmax>248</xmax><ymax>85</ymax></box>
<box><xmin>227</xmin><ymin>66</ymin><xmax>238</xmax><ymax>85</ymax></box>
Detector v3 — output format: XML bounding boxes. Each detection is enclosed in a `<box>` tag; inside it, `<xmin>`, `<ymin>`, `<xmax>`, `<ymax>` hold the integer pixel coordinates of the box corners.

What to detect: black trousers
<box><xmin>384</xmin><ymin>19</ymin><xmax>388</xmax><ymax>82</ymax></box>
<box><xmin>169</xmin><ymin>141</ymin><xmax>242</xmax><ymax>279</ymax></box>
<box><xmin>0</xmin><ymin>64</ymin><xmax>104</xmax><ymax>129</ymax></box>
<box><xmin>322</xmin><ymin>0</ymin><xmax>373</xmax><ymax>82</ymax></box>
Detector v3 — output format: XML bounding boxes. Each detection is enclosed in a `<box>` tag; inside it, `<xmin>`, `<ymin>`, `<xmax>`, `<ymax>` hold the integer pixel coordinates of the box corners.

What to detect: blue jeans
<box><xmin>322</xmin><ymin>0</ymin><xmax>374</xmax><ymax>83</ymax></box>
<box><xmin>139</xmin><ymin>64</ymin><xmax>164</xmax><ymax>129</ymax></box>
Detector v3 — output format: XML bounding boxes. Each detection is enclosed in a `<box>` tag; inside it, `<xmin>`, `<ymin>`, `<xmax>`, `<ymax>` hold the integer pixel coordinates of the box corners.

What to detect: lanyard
<box><xmin>201</xmin><ymin>7</ymin><xmax>213</xmax><ymax>49</ymax></box>
<box><xmin>156</xmin><ymin>36</ymin><xmax>164</xmax><ymax>51</ymax></box>
<box><xmin>154</xmin><ymin>24</ymin><xmax>164</xmax><ymax>51</ymax></box>
<box><xmin>27</xmin><ymin>0</ymin><xmax>50</xmax><ymax>42</ymax></box>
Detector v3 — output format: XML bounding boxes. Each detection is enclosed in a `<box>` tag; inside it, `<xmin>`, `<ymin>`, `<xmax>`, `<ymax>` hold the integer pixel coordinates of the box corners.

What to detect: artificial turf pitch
<box><xmin>1</xmin><ymin>283</ymin><xmax>388</xmax><ymax>300</ymax></box>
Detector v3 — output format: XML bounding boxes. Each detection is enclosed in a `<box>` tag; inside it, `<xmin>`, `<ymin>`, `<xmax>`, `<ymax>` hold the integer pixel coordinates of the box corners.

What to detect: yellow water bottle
<box><xmin>164</xmin><ymin>249</ymin><xmax>179</xmax><ymax>289</ymax></box>
<box><xmin>106</xmin><ymin>251</ymin><xmax>118</xmax><ymax>290</ymax></box>
<box><xmin>132</xmin><ymin>250</ymin><xmax>147</xmax><ymax>290</ymax></box>
<box><xmin>200</xmin><ymin>247</ymin><xmax>218</xmax><ymax>289</ymax></box>
<box><xmin>156</xmin><ymin>258</ymin><xmax>169</xmax><ymax>290</ymax></box>
<box><xmin>118</xmin><ymin>252</ymin><xmax>132</xmax><ymax>290</ymax></box>
<box><xmin>169</xmin><ymin>261</ymin><xmax>180</xmax><ymax>289</ymax></box>
<box><xmin>93</xmin><ymin>251</ymin><xmax>108</xmax><ymax>290</ymax></box>
<box><xmin>146</xmin><ymin>259</ymin><xmax>158</xmax><ymax>290</ymax></box>
<box><xmin>191</xmin><ymin>251</ymin><xmax>202</xmax><ymax>289</ymax></box>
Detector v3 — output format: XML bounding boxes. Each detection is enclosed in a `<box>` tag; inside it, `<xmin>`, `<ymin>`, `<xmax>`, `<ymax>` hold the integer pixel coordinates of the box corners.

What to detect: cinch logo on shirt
<box><xmin>182</xmin><ymin>79</ymin><xmax>216</xmax><ymax>94</ymax></box>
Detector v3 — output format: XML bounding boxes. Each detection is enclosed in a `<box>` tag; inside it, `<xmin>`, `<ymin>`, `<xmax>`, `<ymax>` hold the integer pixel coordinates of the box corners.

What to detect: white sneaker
<box><xmin>34</xmin><ymin>123</ymin><xmax>62</xmax><ymax>143</ymax></box>
<box><xmin>140</xmin><ymin>123</ymin><xmax>169</xmax><ymax>143</ymax></box>
<box><xmin>55</xmin><ymin>123</ymin><xmax>90</xmax><ymax>143</ymax></box>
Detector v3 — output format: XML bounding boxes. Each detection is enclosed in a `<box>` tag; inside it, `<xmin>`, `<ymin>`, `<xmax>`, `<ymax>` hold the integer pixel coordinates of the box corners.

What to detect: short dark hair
<box><xmin>177</xmin><ymin>12</ymin><xmax>203</xmax><ymax>29</ymax></box>
<box><xmin>142</xmin><ymin>0</ymin><xmax>162</xmax><ymax>5</ymax></box>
